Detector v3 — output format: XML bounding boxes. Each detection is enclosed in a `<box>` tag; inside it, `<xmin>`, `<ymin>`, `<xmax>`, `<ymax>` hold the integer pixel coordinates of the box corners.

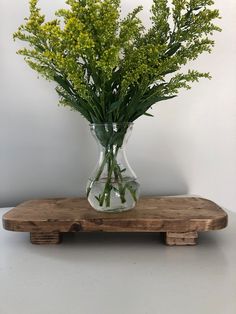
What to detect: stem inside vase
<box><xmin>86</xmin><ymin>123</ymin><xmax>140</xmax><ymax>212</ymax></box>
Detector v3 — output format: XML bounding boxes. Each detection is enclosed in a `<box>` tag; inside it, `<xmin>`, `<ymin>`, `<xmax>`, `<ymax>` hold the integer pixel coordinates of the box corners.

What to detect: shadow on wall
<box><xmin>0</xmin><ymin>110</ymin><xmax>190</xmax><ymax>208</ymax></box>
<box><xmin>0</xmin><ymin>112</ymin><xmax>96</xmax><ymax>208</ymax></box>
<box><xmin>128</xmin><ymin>116</ymin><xmax>190</xmax><ymax>198</ymax></box>
<box><xmin>142</xmin><ymin>165</ymin><xmax>189</xmax><ymax>197</ymax></box>
<box><xmin>1</xmin><ymin>144</ymin><xmax>189</xmax><ymax>209</ymax></box>
<box><xmin>136</xmin><ymin>158</ymin><xmax>189</xmax><ymax>197</ymax></box>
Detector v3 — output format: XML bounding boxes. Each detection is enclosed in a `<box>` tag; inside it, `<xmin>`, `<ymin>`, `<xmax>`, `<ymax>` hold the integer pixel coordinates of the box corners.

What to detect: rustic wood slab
<box><xmin>2</xmin><ymin>197</ymin><xmax>228</xmax><ymax>246</ymax></box>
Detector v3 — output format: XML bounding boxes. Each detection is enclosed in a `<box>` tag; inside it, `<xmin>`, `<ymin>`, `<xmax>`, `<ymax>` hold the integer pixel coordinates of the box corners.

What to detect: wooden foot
<box><xmin>30</xmin><ymin>232</ymin><xmax>62</xmax><ymax>245</ymax></box>
<box><xmin>165</xmin><ymin>231</ymin><xmax>198</xmax><ymax>246</ymax></box>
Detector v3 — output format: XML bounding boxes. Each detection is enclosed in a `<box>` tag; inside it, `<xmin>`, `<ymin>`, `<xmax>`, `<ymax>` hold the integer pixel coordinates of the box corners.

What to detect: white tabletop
<box><xmin>0</xmin><ymin>207</ymin><xmax>235</xmax><ymax>314</ymax></box>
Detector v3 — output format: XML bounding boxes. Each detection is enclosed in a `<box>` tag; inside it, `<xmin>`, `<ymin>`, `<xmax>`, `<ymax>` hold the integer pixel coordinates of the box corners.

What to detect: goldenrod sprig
<box><xmin>14</xmin><ymin>0</ymin><xmax>221</xmax><ymax>123</ymax></box>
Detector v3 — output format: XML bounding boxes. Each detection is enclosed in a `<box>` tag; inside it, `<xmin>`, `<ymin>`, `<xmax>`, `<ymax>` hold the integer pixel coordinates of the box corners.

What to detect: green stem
<box><xmin>86</xmin><ymin>150</ymin><xmax>109</xmax><ymax>197</ymax></box>
<box><xmin>88</xmin><ymin>143</ymin><xmax>137</xmax><ymax>208</ymax></box>
<box><xmin>126</xmin><ymin>183</ymin><xmax>137</xmax><ymax>202</ymax></box>
<box><xmin>113</xmin><ymin>163</ymin><xmax>126</xmax><ymax>204</ymax></box>
<box><xmin>99</xmin><ymin>151</ymin><xmax>115</xmax><ymax>207</ymax></box>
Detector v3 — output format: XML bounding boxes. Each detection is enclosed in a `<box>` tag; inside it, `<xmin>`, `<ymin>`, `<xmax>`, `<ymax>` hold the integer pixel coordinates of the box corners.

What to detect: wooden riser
<box><xmin>2</xmin><ymin>197</ymin><xmax>228</xmax><ymax>246</ymax></box>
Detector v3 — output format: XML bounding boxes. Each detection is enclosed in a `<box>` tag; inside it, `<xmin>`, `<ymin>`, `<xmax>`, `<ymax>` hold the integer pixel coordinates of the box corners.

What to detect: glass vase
<box><xmin>86</xmin><ymin>123</ymin><xmax>140</xmax><ymax>213</ymax></box>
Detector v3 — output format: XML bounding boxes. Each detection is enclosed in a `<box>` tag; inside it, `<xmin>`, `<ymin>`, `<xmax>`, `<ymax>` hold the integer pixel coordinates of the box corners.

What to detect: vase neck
<box><xmin>99</xmin><ymin>145</ymin><xmax>125</xmax><ymax>157</ymax></box>
<box><xmin>90</xmin><ymin>123</ymin><xmax>133</xmax><ymax>150</ymax></box>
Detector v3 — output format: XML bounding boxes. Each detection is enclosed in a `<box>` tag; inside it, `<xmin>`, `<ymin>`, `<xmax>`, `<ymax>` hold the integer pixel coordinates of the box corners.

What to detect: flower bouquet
<box><xmin>14</xmin><ymin>0</ymin><xmax>220</xmax><ymax>212</ymax></box>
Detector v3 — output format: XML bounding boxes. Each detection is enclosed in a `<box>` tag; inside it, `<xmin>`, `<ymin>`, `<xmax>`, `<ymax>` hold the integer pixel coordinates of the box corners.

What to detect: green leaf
<box><xmin>130</xmin><ymin>95</ymin><xmax>176</xmax><ymax>121</ymax></box>
<box><xmin>144</xmin><ymin>112</ymin><xmax>154</xmax><ymax>117</ymax></box>
<box><xmin>165</xmin><ymin>43</ymin><xmax>181</xmax><ymax>57</ymax></box>
<box><xmin>108</xmin><ymin>99</ymin><xmax>124</xmax><ymax>114</ymax></box>
<box><xmin>56</xmin><ymin>88</ymin><xmax>93</xmax><ymax>122</ymax></box>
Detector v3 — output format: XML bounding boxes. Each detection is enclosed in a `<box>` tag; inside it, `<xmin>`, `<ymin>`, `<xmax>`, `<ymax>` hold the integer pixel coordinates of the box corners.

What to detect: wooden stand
<box><xmin>2</xmin><ymin>197</ymin><xmax>227</xmax><ymax>246</ymax></box>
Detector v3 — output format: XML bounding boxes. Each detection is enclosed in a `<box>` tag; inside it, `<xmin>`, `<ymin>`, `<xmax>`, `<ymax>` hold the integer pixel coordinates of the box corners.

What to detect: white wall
<box><xmin>0</xmin><ymin>0</ymin><xmax>236</xmax><ymax>211</ymax></box>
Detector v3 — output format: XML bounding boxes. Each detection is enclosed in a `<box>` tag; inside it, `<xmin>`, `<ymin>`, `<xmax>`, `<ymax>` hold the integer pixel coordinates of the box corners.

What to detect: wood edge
<box><xmin>3</xmin><ymin>196</ymin><xmax>223</xmax><ymax>209</ymax></box>
<box><xmin>193</xmin><ymin>213</ymin><xmax>228</xmax><ymax>231</ymax></box>
<box><xmin>196</xmin><ymin>196</ymin><xmax>224</xmax><ymax>207</ymax></box>
<box><xmin>2</xmin><ymin>215</ymin><xmax>15</xmax><ymax>231</ymax></box>
<box><xmin>214</xmin><ymin>213</ymin><xmax>228</xmax><ymax>230</ymax></box>
<box><xmin>2</xmin><ymin>213</ymin><xmax>228</xmax><ymax>233</ymax></box>
<box><xmin>2</xmin><ymin>196</ymin><xmax>228</xmax><ymax>233</ymax></box>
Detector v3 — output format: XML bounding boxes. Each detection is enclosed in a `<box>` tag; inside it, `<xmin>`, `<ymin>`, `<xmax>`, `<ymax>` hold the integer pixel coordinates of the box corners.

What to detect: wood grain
<box><xmin>30</xmin><ymin>232</ymin><xmax>61</xmax><ymax>245</ymax></box>
<box><xmin>165</xmin><ymin>231</ymin><xmax>198</xmax><ymax>246</ymax></box>
<box><xmin>2</xmin><ymin>197</ymin><xmax>228</xmax><ymax>246</ymax></box>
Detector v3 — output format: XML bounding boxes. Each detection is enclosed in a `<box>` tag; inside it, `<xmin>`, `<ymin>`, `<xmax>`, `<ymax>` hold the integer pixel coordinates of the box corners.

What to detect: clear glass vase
<box><xmin>86</xmin><ymin>123</ymin><xmax>140</xmax><ymax>213</ymax></box>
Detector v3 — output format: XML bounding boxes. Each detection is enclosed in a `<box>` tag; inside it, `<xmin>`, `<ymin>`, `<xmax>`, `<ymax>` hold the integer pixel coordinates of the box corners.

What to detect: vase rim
<box><xmin>89</xmin><ymin>122</ymin><xmax>134</xmax><ymax>127</ymax></box>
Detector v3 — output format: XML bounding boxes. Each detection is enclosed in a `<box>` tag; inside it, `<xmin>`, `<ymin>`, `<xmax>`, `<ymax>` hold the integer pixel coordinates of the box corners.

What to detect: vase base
<box><xmin>87</xmin><ymin>178</ymin><xmax>140</xmax><ymax>213</ymax></box>
<box><xmin>92</xmin><ymin>207</ymin><xmax>134</xmax><ymax>214</ymax></box>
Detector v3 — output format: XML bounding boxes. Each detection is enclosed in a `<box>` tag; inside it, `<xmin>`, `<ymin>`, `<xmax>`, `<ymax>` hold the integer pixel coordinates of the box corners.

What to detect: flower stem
<box><xmin>87</xmin><ymin>145</ymin><xmax>137</xmax><ymax>208</ymax></box>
